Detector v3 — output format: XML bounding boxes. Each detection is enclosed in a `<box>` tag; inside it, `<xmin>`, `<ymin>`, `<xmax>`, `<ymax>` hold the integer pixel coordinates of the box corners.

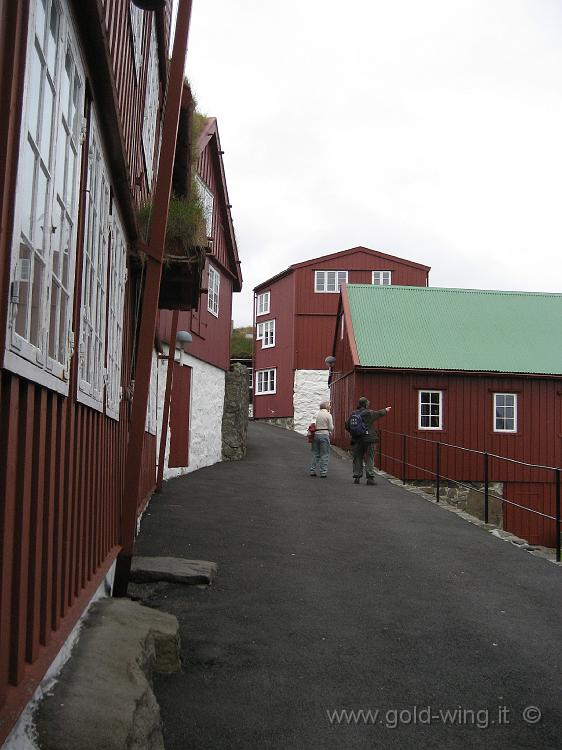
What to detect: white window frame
<box><xmin>493</xmin><ymin>393</ymin><xmax>517</xmax><ymax>433</ymax></box>
<box><xmin>258</xmin><ymin>319</ymin><xmax>275</xmax><ymax>348</ymax></box>
<box><xmin>248</xmin><ymin>369</ymin><xmax>253</xmax><ymax>389</ymax></box>
<box><xmin>105</xmin><ymin>206</ymin><xmax>128</xmax><ymax>421</ymax></box>
<box><xmin>129</xmin><ymin>5</ymin><xmax>144</xmax><ymax>80</ymax></box>
<box><xmin>207</xmin><ymin>265</ymin><xmax>220</xmax><ymax>317</ymax></box>
<box><xmin>256</xmin><ymin>291</ymin><xmax>270</xmax><ymax>316</ymax></box>
<box><xmin>4</xmin><ymin>0</ymin><xmax>85</xmax><ymax>395</ymax></box>
<box><xmin>418</xmin><ymin>390</ymin><xmax>443</xmax><ymax>430</ymax></box>
<box><xmin>195</xmin><ymin>174</ymin><xmax>214</xmax><ymax>237</ymax></box>
<box><xmin>255</xmin><ymin>368</ymin><xmax>276</xmax><ymax>395</ymax></box>
<box><xmin>142</xmin><ymin>21</ymin><xmax>159</xmax><ymax>188</ymax></box>
<box><xmin>315</xmin><ymin>270</ymin><xmax>348</xmax><ymax>293</ymax></box>
<box><xmin>77</xmin><ymin>111</ymin><xmax>110</xmax><ymax>411</ymax></box>
<box><xmin>372</xmin><ymin>270</ymin><xmax>392</xmax><ymax>285</ymax></box>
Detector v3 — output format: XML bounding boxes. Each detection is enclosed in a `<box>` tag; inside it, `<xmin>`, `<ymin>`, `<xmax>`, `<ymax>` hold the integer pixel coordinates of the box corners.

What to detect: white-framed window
<box><xmin>207</xmin><ymin>265</ymin><xmax>220</xmax><ymax>317</ymax></box>
<box><xmin>142</xmin><ymin>21</ymin><xmax>159</xmax><ymax>188</ymax></box>
<box><xmin>256</xmin><ymin>291</ymin><xmax>270</xmax><ymax>316</ymax></box>
<box><xmin>129</xmin><ymin>5</ymin><xmax>144</xmax><ymax>79</ymax></box>
<box><xmin>195</xmin><ymin>174</ymin><xmax>214</xmax><ymax>237</ymax></box>
<box><xmin>418</xmin><ymin>390</ymin><xmax>443</xmax><ymax>430</ymax></box>
<box><xmin>77</xmin><ymin>111</ymin><xmax>110</xmax><ymax>410</ymax></box>
<box><xmin>494</xmin><ymin>393</ymin><xmax>517</xmax><ymax>433</ymax></box>
<box><xmin>145</xmin><ymin>349</ymin><xmax>158</xmax><ymax>435</ymax></box>
<box><xmin>248</xmin><ymin>369</ymin><xmax>253</xmax><ymax>389</ymax></box>
<box><xmin>256</xmin><ymin>319</ymin><xmax>275</xmax><ymax>348</ymax></box>
<box><xmin>255</xmin><ymin>368</ymin><xmax>276</xmax><ymax>395</ymax></box>
<box><xmin>5</xmin><ymin>0</ymin><xmax>85</xmax><ymax>394</ymax></box>
<box><xmin>315</xmin><ymin>270</ymin><xmax>348</xmax><ymax>293</ymax></box>
<box><xmin>372</xmin><ymin>270</ymin><xmax>392</xmax><ymax>285</ymax></box>
<box><xmin>105</xmin><ymin>206</ymin><xmax>128</xmax><ymax>421</ymax></box>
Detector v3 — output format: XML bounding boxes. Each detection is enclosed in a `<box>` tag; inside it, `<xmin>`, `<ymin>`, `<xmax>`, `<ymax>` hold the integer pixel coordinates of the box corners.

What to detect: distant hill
<box><xmin>231</xmin><ymin>326</ymin><xmax>253</xmax><ymax>358</ymax></box>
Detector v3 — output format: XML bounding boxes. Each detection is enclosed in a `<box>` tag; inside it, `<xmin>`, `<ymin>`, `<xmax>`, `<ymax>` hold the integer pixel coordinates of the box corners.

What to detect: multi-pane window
<box><xmin>105</xmin><ymin>207</ymin><xmax>128</xmax><ymax>420</ymax></box>
<box><xmin>494</xmin><ymin>393</ymin><xmax>517</xmax><ymax>433</ymax></box>
<box><xmin>372</xmin><ymin>271</ymin><xmax>392</xmax><ymax>285</ymax></box>
<box><xmin>142</xmin><ymin>21</ymin><xmax>159</xmax><ymax>188</ymax></box>
<box><xmin>315</xmin><ymin>270</ymin><xmax>348</xmax><ymax>293</ymax></box>
<box><xmin>195</xmin><ymin>174</ymin><xmax>214</xmax><ymax>237</ymax></box>
<box><xmin>6</xmin><ymin>0</ymin><xmax>84</xmax><ymax>393</ymax></box>
<box><xmin>418</xmin><ymin>390</ymin><xmax>443</xmax><ymax>430</ymax></box>
<box><xmin>255</xmin><ymin>368</ymin><xmax>276</xmax><ymax>394</ymax></box>
<box><xmin>207</xmin><ymin>265</ymin><xmax>220</xmax><ymax>317</ymax></box>
<box><xmin>256</xmin><ymin>291</ymin><xmax>270</xmax><ymax>316</ymax></box>
<box><xmin>78</xmin><ymin>113</ymin><xmax>110</xmax><ymax>410</ymax></box>
<box><xmin>256</xmin><ymin>320</ymin><xmax>275</xmax><ymax>348</ymax></box>
<box><xmin>129</xmin><ymin>5</ymin><xmax>144</xmax><ymax>79</ymax></box>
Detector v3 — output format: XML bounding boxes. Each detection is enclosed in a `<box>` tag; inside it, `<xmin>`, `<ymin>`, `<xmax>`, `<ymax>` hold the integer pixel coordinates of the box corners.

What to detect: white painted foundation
<box><xmin>293</xmin><ymin>369</ymin><xmax>331</xmax><ymax>434</ymax></box>
<box><xmin>157</xmin><ymin>347</ymin><xmax>225</xmax><ymax>480</ymax></box>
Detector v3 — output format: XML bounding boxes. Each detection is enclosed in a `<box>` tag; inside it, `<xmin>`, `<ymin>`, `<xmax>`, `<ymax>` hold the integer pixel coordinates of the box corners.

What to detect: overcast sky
<box><xmin>185</xmin><ymin>0</ymin><xmax>562</xmax><ymax>327</ymax></box>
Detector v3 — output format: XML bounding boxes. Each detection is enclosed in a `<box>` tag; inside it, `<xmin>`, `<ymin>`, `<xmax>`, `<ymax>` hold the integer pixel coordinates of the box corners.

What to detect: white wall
<box><xmin>293</xmin><ymin>369</ymin><xmax>330</xmax><ymax>434</ymax></box>
<box><xmin>157</xmin><ymin>347</ymin><xmax>225</xmax><ymax>480</ymax></box>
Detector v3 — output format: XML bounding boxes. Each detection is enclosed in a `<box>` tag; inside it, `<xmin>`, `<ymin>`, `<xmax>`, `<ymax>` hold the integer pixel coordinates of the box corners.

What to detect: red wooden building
<box><xmin>331</xmin><ymin>284</ymin><xmax>562</xmax><ymax>547</ymax></box>
<box><xmin>252</xmin><ymin>246</ymin><xmax>430</xmax><ymax>433</ymax></box>
<box><xmin>0</xmin><ymin>0</ymin><xmax>193</xmax><ymax>741</ymax></box>
<box><xmin>157</xmin><ymin>116</ymin><xmax>242</xmax><ymax>479</ymax></box>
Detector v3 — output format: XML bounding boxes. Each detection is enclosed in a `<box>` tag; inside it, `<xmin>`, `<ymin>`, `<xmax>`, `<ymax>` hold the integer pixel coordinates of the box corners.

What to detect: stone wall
<box><xmin>222</xmin><ymin>363</ymin><xmax>249</xmax><ymax>461</ymax></box>
<box><xmin>157</xmin><ymin>348</ymin><xmax>225</xmax><ymax>481</ymax></box>
<box><xmin>407</xmin><ymin>480</ymin><xmax>504</xmax><ymax>527</ymax></box>
<box><xmin>293</xmin><ymin>369</ymin><xmax>330</xmax><ymax>434</ymax></box>
<box><xmin>255</xmin><ymin>417</ymin><xmax>294</xmax><ymax>430</ymax></box>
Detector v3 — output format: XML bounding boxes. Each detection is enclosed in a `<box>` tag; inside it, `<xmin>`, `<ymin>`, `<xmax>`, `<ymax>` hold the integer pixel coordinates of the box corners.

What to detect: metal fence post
<box><xmin>402</xmin><ymin>434</ymin><xmax>407</xmax><ymax>484</ymax></box>
<box><xmin>484</xmin><ymin>452</ymin><xmax>489</xmax><ymax>524</ymax></box>
<box><xmin>555</xmin><ymin>469</ymin><xmax>560</xmax><ymax>562</ymax></box>
<box><xmin>436</xmin><ymin>442</ymin><xmax>441</xmax><ymax>502</ymax></box>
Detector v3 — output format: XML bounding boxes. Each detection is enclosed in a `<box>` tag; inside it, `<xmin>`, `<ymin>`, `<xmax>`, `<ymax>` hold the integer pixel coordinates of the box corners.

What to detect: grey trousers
<box><xmin>310</xmin><ymin>434</ymin><xmax>330</xmax><ymax>476</ymax></box>
<box><xmin>352</xmin><ymin>440</ymin><xmax>376</xmax><ymax>479</ymax></box>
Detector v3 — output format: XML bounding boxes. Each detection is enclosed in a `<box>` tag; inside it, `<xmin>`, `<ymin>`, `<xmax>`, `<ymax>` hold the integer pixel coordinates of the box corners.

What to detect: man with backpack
<box><xmin>345</xmin><ymin>397</ymin><xmax>391</xmax><ymax>485</ymax></box>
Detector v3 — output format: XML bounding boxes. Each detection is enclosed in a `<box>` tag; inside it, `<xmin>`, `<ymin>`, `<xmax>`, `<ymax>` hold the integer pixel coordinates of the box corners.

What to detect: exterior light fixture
<box><xmin>176</xmin><ymin>330</ymin><xmax>192</xmax><ymax>345</ymax></box>
<box><xmin>325</xmin><ymin>355</ymin><xmax>336</xmax><ymax>366</ymax></box>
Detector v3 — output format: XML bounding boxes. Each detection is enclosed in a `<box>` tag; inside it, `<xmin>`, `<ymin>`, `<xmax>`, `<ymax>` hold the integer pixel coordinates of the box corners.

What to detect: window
<box><xmin>256</xmin><ymin>291</ymin><xmax>270</xmax><ymax>316</ymax></box>
<box><xmin>255</xmin><ymin>368</ymin><xmax>276</xmax><ymax>394</ymax></box>
<box><xmin>248</xmin><ymin>369</ymin><xmax>253</xmax><ymax>389</ymax></box>
<box><xmin>78</xmin><ymin>112</ymin><xmax>110</xmax><ymax>410</ymax></box>
<box><xmin>315</xmin><ymin>270</ymin><xmax>348</xmax><ymax>293</ymax></box>
<box><xmin>257</xmin><ymin>319</ymin><xmax>275</xmax><ymax>348</ymax></box>
<box><xmin>207</xmin><ymin>265</ymin><xmax>220</xmax><ymax>317</ymax></box>
<box><xmin>129</xmin><ymin>5</ymin><xmax>144</xmax><ymax>79</ymax></box>
<box><xmin>142</xmin><ymin>21</ymin><xmax>159</xmax><ymax>188</ymax></box>
<box><xmin>494</xmin><ymin>393</ymin><xmax>517</xmax><ymax>433</ymax></box>
<box><xmin>5</xmin><ymin>0</ymin><xmax>85</xmax><ymax>393</ymax></box>
<box><xmin>418</xmin><ymin>390</ymin><xmax>443</xmax><ymax>430</ymax></box>
<box><xmin>372</xmin><ymin>270</ymin><xmax>392</xmax><ymax>285</ymax></box>
<box><xmin>195</xmin><ymin>174</ymin><xmax>214</xmax><ymax>237</ymax></box>
<box><xmin>105</xmin><ymin>207</ymin><xmax>128</xmax><ymax>420</ymax></box>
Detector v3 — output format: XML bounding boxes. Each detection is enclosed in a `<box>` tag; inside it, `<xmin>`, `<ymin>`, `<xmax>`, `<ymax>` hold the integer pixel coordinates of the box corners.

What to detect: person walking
<box><xmin>346</xmin><ymin>397</ymin><xmax>391</xmax><ymax>485</ymax></box>
<box><xmin>310</xmin><ymin>401</ymin><xmax>333</xmax><ymax>478</ymax></box>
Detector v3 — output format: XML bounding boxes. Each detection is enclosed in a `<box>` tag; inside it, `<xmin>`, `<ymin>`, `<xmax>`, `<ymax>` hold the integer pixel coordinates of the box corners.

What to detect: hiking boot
<box><xmin>310</xmin><ymin>472</ymin><xmax>317</xmax><ymax>477</ymax></box>
<box><xmin>366</xmin><ymin>478</ymin><xmax>377</xmax><ymax>486</ymax></box>
<box><xmin>353</xmin><ymin>477</ymin><xmax>360</xmax><ymax>484</ymax></box>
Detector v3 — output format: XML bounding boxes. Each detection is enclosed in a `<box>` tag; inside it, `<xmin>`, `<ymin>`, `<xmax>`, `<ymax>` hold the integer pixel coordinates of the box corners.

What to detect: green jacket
<box><xmin>347</xmin><ymin>408</ymin><xmax>387</xmax><ymax>444</ymax></box>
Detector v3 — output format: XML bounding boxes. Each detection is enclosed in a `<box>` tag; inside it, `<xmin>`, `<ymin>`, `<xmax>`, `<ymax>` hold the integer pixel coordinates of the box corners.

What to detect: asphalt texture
<box><xmin>133</xmin><ymin>422</ymin><xmax>562</xmax><ymax>750</ymax></box>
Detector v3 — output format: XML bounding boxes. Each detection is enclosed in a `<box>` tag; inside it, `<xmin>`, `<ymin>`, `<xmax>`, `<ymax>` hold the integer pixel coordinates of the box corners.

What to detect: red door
<box><xmin>168</xmin><ymin>363</ymin><xmax>191</xmax><ymax>468</ymax></box>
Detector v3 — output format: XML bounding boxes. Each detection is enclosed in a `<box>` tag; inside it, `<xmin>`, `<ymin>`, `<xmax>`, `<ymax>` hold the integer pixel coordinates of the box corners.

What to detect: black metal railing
<box><xmin>377</xmin><ymin>430</ymin><xmax>561</xmax><ymax>563</ymax></box>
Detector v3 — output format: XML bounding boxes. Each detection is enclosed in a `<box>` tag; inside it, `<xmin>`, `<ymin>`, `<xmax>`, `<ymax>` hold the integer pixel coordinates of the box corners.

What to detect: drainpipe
<box><xmin>113</xmin><ymin>0</ymin><xmax>192</xmax><ymax>596</ymax></box>
<box><xmin>156</xmin><ymin>309</ymin><xmax>179</xmax><ymax>491</ymax></box>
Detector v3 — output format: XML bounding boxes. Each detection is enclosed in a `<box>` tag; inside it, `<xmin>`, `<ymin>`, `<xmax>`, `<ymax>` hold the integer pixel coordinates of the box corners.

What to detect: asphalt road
<box><xmin>134</xmin><ymin>421</ymin><xmax>562</xmax><ymax>750</ymax></box>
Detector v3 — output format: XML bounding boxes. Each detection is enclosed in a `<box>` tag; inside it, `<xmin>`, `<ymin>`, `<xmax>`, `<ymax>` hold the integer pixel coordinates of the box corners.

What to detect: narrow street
<box><xmin>134</xmin><ymin>422</ymin><xmax>562</xmax><ymax>749</ymax></box>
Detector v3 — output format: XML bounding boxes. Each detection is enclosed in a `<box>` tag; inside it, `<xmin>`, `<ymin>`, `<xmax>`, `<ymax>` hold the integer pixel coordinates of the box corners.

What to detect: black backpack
<box><xmin>346</xmin><ymin>409</ymin><xmax>368</xmax><ymax>438</ymax></box>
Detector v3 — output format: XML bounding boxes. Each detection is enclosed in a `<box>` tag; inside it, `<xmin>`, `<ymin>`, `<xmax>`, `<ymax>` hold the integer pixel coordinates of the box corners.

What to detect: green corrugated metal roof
<box><xmin>347</xmin><ymin>285</ymin><xmax>562</xmax><ymax>375</ymax></box>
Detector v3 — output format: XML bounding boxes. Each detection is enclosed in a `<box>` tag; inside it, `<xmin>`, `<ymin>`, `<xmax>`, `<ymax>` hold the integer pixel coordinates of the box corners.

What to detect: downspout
<box><xmin>113</xmin><ymin>0</ymin><xmax>192</xmax><ymax>596</ymax></box>
<box><xmin>156</xmin><ymin>309</ymin><xmax>179</xmax><ymax>491</ymax></box>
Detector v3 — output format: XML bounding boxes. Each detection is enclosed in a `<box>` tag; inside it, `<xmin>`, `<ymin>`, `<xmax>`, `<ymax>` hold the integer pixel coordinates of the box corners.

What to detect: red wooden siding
<box><xmin>168</xmin><ymin>363</ymin><xmax>191</xmax><ymax>467</ymax></box>
<box><xmin>0</xmin><ymin>0</ymin><xmax>173</xmax><ymax>739</ymax></box>
<box><xmin>253</xmin><ymin>272</ymin><xmax>295</xmax><ymax>419</ymax></box>
<box><xmin>330</xmin><ymin>365</ymin><xmax>561</xmax><ymax>546</ymax></box>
